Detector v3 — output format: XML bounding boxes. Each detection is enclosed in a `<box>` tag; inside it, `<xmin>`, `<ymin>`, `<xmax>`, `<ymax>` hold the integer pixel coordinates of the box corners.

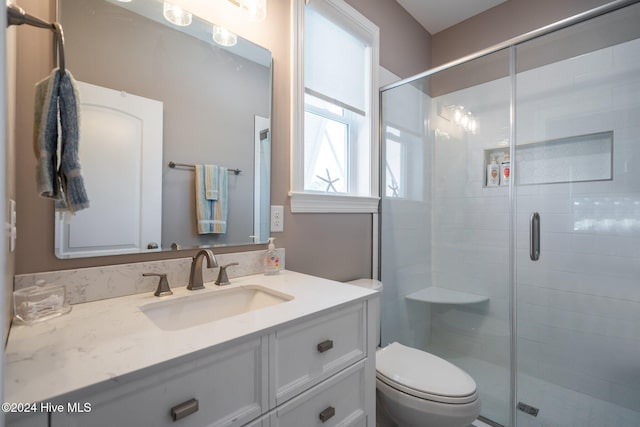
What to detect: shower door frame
<box><xmin>378</xmin><ymin>0</ymin><xmax>640</xmax><ymax>425</ymax></box>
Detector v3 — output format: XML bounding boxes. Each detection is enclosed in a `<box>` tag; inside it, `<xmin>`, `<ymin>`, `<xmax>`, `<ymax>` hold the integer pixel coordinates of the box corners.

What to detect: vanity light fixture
<box><xmin>227</xmin><ymin>0</ymin><xmax>267</xmax><ymax>22</ymax></box>
<box><xmin>163</xmin><ymin>1</ymin><xmax>192</xmax><ymax>27</ymax></box>
<box><xmin>212</xmin><ymin>25</ymin><xmax>238</xmax><ymax>47</ymax></box>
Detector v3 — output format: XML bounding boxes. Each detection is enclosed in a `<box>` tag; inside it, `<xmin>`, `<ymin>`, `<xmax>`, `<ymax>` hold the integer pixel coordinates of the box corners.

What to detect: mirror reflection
<box><xmin>55</xmin><ymin>0</ymin><xmax>272</xmax><ymax>259</ymax></box>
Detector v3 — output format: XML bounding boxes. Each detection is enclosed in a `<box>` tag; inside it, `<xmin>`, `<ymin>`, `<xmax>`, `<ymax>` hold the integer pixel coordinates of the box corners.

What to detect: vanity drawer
<box><xmin>273</xmin><ymin>303</ymin><xmax>366</xmax><ymax>405</ymax></box>
<box><xmin>273</xmin><ymin>360</ymin><xmax>366</xmax><ymax>427</ymax></box>
<box><xmin>51</xmin><ymin>337</ymin><xmax>268</xmax><ymax>427</ymax></box>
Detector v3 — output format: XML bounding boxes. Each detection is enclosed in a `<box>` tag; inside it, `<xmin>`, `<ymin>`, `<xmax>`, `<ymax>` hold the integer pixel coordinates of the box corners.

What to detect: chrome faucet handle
<box><xmin>187</xmin><ymin>249</ymin><xmax>218</xmax><ymax>290</ymax></box>
<box><xmin>215</xmin><ymin>262</ymin><xmax>240</xmax><ymax>286</ymax></box>
<box><xmin>143</xmin><ymin>273</ymin><xmax>173</xmax><ymax>297</ymax></box>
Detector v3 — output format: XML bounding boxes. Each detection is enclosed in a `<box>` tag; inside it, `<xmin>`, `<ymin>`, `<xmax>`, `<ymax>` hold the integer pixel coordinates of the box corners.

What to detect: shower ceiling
<box><xmin>396</xmin><ymin>0</ymin><xmax>508</xmax><ymax>34</ymax></box>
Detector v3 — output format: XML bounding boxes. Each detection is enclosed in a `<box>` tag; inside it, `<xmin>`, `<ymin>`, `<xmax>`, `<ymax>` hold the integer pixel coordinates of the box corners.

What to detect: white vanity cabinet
<box><xmin>50</xmin><ymin>337</ymin><xmax>269</xmax><ymax>427</ymax></box>
<box><xmin>12</xmin><ymin>284</ymin><xmax>376</xmax><ymax>427</ymax></box>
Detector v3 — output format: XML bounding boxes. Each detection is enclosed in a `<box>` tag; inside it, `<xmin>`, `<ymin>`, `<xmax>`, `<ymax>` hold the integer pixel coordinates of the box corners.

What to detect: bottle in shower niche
<box><xmin>487</xmin><ymin>156</ymin><xmax>500</xmax><ymax>187</ymax></box>
<box><xmin>263</xmin><ymin>237</ymin><xmax>281</xmax><ymax>275</ymax></box>
<box><xmin>500</xmin><ymin>151</ymin><xmax>511</xmax><ymax>186</ymax></box>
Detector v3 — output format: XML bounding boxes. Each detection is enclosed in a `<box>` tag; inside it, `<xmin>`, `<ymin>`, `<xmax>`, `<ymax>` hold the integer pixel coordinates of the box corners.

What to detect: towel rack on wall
<box><xmin>7</xmin><ymin>2</ymin><xmax>66</xmax><ymax>74</ymax></box>
<box><xmin>168</xmin><ymin>161</ymin><xmax>242</xmax><ymax>175</ymax></box>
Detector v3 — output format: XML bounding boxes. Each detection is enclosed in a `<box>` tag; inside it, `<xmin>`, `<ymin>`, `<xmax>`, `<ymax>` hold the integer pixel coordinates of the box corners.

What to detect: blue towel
<box><xmin>204</xmin><ymin>164</ymin><xmax>218</xmax><ymax>200</ymax></box>
<box><xmin>34</xmin><ymin>69</ymin><xmax>89</xmax><ymax>213</ymax></box>
<box><xmin>195</xmin><ymin>165</ymin><xmax>227</xmax><ymax>234</ymax></box>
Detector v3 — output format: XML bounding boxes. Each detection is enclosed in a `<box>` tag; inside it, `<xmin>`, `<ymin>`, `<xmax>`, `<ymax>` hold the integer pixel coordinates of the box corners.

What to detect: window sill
<box><xmin>288</xmin><ymin>191</ymin><xmax>380</xmax><ymax>213</ymax></box>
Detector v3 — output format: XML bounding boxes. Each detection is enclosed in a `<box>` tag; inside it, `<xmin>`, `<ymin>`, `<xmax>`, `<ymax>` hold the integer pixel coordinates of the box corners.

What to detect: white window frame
<box><xmin>290</xmin><ymin>0</ymin><xmax>380</xmax><ymax>213</ymax></box>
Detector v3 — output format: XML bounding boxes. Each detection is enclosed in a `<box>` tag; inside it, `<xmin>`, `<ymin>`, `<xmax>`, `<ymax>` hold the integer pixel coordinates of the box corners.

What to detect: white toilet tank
<box><xmin>346</xmin><ymin>279</ymin><xmax>382</xmax><ymax>345</ymax></box>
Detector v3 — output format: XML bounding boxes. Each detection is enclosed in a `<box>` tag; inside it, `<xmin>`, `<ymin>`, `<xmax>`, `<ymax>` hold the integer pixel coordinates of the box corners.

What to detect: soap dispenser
<box><xmin>263</xmin><ymin>237</ymin><xmax>281</xmax><ymax>275</ymax></box>
<box><xmin>487</xmin><ymin>156</ymin><xmax>500</xmax><ymax>187</ymax></box>
<box><xmin>500</xmin><ymin>151</ymin><xmax>511</xmax><ymax>186</ymax></box>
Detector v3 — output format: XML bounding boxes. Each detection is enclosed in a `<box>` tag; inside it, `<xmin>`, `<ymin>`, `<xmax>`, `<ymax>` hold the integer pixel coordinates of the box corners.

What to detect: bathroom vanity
<box><xmin>5</xmin><ymin>271</ymin><xmax>378</xmax><ymax>427</ymax></box>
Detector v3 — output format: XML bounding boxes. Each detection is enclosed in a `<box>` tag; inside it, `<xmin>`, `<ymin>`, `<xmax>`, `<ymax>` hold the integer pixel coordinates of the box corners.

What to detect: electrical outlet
<box><xmin>270</xmin><ymin>205</ymin><xmax>284</xmax><ymax>232</ymax></box>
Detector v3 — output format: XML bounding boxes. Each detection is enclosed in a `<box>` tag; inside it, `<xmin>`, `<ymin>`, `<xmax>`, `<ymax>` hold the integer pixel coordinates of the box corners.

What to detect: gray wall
<box><xmin>61</xmin><ymin>0</ymin><xmax>270</xmax><ymax>250</ymax></box>
<box><xmin>431</xmin><ymin>0</ymin><xmax>611</xmax><ymax>67</ymax></box>
<box><xmin>345</xmin><ymin>0</ymin><xmax>431</xmax><ymax>78</ymax></box>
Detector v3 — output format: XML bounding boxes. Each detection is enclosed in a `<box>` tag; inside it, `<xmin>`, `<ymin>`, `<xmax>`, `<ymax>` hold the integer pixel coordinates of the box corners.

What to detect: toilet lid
<box><xmin>376</xmin><ymin>342</ymin><xmax>477</xmax><ymax>404</ymax></box>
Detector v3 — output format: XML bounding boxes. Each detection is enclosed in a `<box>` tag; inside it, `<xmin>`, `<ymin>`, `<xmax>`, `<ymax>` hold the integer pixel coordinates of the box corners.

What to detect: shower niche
<box><xmin>482</xmin><ymin>131</ymin><xmax>613</xmax><ymax>187</ymax></box>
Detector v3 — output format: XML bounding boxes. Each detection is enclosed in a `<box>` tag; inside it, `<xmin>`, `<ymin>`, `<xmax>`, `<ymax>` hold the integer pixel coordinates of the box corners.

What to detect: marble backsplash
<box><xmin>14</xmin><ymin>249</ymin><xmax>285</xmax><ymax>305</ymax></box>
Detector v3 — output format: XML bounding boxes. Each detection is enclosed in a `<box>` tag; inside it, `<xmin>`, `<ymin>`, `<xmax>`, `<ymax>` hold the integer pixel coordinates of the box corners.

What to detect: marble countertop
<box><xmin>5</xmin><ymin>270</ymin><xmax>377</xmax><ymax>404</ymax></box>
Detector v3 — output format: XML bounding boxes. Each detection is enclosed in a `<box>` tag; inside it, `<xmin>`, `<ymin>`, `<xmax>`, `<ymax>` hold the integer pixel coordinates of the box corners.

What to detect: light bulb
<box><xmin>163</xmin><ymin>2</ymin><xmax>192</xmax><ymax>26</ymax></box>
<box><xmin>213</xmin><ymin>25</ymin><xmax>238</xmax><ymax>47</ymax></box>
<box><xmin>460</xmin><ymin>114</ymin><xmax>469</xmax><ymax>129</ymax></box>
<box><xmin>225</xmin><ymin>0</ymin><xmax>267</xmax><ymax>21</ymax></box>
<box><xmin>469</xmin><ymin>119</ymin><xmax>477</xmax><ymax>134</ymax></box>
<box><xmin>453</xmin><ymin>108</ymin><xmax>462</xmax><ymax>124</ymax></box>
<box><xmin>242</xmin><ymin>0</ymin><xmax>266</xmax><ymax>21</ymax></box>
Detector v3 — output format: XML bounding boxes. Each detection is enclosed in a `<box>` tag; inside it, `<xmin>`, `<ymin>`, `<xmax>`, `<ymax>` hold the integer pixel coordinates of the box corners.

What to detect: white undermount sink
<box><xmin>141</xmin><ymin>285</ymin><xmax>294</xmax><ymax>331</ymax></box>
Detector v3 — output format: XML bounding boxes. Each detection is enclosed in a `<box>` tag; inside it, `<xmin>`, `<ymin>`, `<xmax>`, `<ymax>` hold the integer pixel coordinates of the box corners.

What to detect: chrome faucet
<box><xmin>187</xmin><ymin>249</ymin><xmax>218</xmax><ymax>290</ymax></box>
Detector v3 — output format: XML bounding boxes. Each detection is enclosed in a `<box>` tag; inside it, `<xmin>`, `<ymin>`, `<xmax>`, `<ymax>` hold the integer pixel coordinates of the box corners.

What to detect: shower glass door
<box><xmin>380</xmin><ymin>48</ymin><xmax>513</xmax><ymax>426</ymax></box>
<box><xmin>514</xmin><ymin>3</ymin><xmax>640</xmax><ymax>426</ymax></box>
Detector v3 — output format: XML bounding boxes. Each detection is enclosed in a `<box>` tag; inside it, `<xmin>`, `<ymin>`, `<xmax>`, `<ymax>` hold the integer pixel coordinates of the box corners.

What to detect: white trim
<box><xmin>372</xmin><ymin>212</ymin><xmax>379</xmax><ymax>279</ymax></box>
<box><xmin>368</xmin><ymin>27</ymin><xmax>380</xmax><ymax>201</ymax></box>
<box><xmin>291</xmin><ymin>0</ymin><xmax>380</xmax><ymax>212</ymax></box>
<box><xmin>289</xmin><ymin>192</ymin><xmax>379</xmax><ymax>213</ymax></box>
<box><xmin>305</xmin><ymin>87</ymin><xmax>366</xmax><ymax>116</ymax></box>
<box><xmin>291</xmin><ymin>0</ymin><xmax>305</xmax><ymax>195</ymax></box>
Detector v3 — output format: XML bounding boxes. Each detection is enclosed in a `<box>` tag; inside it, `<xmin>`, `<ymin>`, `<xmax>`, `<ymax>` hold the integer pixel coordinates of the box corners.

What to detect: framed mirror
<box><xmin>56</xmin><ymin>0</ymin><xmax>272</xmax><ymax>259</ymax></box>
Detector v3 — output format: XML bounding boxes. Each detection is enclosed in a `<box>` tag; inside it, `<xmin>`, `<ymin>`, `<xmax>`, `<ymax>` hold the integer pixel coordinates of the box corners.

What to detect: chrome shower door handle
<box><xmin>530</xmin><ymin>212</ymin><xmax>540</xmax><ymax>261</ymax></box>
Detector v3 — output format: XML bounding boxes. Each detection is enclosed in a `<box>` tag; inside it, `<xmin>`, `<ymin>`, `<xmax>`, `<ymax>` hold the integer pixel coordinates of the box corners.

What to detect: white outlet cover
<box><xmin>270</xmin><ymin>205</ymin><xmax>284</xmax><ymax>232</ymax></box>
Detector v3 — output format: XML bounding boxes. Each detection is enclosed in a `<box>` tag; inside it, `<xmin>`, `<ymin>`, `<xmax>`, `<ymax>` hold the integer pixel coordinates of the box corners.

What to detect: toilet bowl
<box><xmin>347</xmin><ymin>279</ymin><xmax>481</xmax><ymax>427</ymax></box>
<box><xmin>376</xmin><ymin>342</ymin><xmax>480</xmax><ymax>427</ymax></box>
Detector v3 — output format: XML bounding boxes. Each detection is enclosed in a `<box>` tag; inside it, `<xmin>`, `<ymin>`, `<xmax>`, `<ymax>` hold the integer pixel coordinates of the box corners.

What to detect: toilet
<box><xmin>347</xmin><ymin>279</ymin><xmax>481</xmax><ymax>427</ymax></box>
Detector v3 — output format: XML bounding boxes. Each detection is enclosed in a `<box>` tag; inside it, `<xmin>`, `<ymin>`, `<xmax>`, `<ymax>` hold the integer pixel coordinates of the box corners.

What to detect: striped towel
<box><xmin>205</xmin><ymin>164</ymin><xmax>218</xmax><ymax>200</ymax></box>
<box><xmin>195</xmin><ymin>165</ymin><xmax>228</xmax><ymax>234</ymax></box>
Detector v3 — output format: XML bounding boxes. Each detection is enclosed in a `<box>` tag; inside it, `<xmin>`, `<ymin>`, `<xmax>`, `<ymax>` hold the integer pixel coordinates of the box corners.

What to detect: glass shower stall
<box><xmin>379</xmin><ymin>1</ymin><xmax>640</xmax><ymax>426</ymax></box>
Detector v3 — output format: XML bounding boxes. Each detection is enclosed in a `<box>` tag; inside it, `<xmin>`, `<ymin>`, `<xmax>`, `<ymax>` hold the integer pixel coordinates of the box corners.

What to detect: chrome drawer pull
<box><xmin>171</xmin><ymin>398</ymin><xmax>199</xmax><ymax>421</ymax></box>
<box><xmin>317</xmin><ymin>339</ymin><xmax>334</xmax><ymax>353</ymax></box>
<box><xmin>319</xmin><ymin>406</ymin><xmax>335</xmax><ymax>423</ymax></box>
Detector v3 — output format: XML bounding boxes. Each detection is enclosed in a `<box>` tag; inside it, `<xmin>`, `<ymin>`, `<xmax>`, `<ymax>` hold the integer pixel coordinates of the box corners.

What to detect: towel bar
<box><xmin>168</xmin><ymin>161</ymin><xmax>241</xmax><ymax>175</ymax></box>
